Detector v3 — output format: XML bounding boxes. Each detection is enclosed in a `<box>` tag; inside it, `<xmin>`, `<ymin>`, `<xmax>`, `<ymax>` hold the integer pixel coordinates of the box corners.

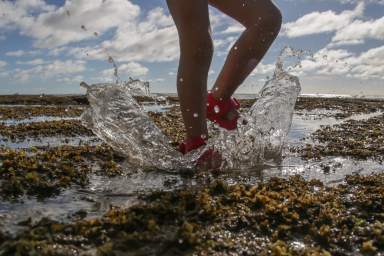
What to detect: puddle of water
<box><xmin>0</xmin><ymin>116</ymin><xmax>79</xmax><ymax>126</ymax></box>
<box><xmin>288</xmin><ymin>111</ymin><xmax>383</xmax><ymax>143</ymax></box>
<box><xmin>0</xmin><ymin>135</ymin><xmax>101</xmax><ymax>149</ymax></box>
<box><xmin>142</xmin><ymin>104</ymin><xmax>175</xmax><ymax>113</ymax></box>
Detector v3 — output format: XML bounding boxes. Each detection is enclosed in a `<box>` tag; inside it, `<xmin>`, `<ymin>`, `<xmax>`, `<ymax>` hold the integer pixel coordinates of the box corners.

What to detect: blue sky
<box><xmin>0</xmin><ymin>0</ymin><xmax>383</xmax><ymax>96</ymax></box>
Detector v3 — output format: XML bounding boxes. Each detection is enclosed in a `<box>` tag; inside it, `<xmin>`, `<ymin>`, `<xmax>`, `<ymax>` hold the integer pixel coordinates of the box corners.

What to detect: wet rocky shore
<box><xmin>0</xmin><ymin>94</ymin><xmax>383</xmax><ymax>255</ymax></box>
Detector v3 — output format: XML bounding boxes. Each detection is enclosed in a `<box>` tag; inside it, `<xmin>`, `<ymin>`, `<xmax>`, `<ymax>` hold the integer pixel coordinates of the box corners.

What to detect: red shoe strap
<box><xmin>207</xmin><ymin>92</ymin><xmax>240</xmax><ymax>117</ymax></box>
<box><xmin>179</xmin><ymin>136</ymin><xmax>206</xmax><ymax>155</ymax></box>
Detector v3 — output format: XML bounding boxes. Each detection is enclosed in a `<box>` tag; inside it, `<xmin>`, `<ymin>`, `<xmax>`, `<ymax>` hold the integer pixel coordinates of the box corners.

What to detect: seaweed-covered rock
<box><xmin>294</xmin><ymin>114</ymin><xmax>384</xmax><ymax>161</ymax></box>
<box><xmin>0</xmin><ymin>106</ymin><xmax>84</xmax><ymax>120</ymax></box>
<box><xmin>1</xmin><ymin>174</ymin><xmax>384</xmax><ymax>255</ymax></box>
<box><xmin>0</xmin><ymin>145</ymin><xmax>123</xmax><ymax>199</ymax></box>
<box><xmin>0</xmin><ymin>120</ymin><xmax>94</xmax><ymax>142</ymax></box>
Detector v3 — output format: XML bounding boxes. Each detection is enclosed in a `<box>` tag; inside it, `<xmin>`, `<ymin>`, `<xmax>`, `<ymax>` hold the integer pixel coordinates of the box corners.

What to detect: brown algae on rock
<box><xmin>294</xmin><ymin>114</ymin><xmax>384</xmax><ymax>161</ymax></box>
<box><xmin>0</xmin><ymin>145</ymin><xmax>123</xmax><ymax>199</ymax></box>
<box><xmin>0</xmin><ymin>106</ymin><xmax>84</xmax><ymax>120</ymax></box>
<box><xmin>0</xmin><ymin>120</ymin><xmax>94</xmax><ymax>142</ymax></box>
<box><xmin>0</xmin><ymin>96</ymin><xmax>384</xmax><ymax>255</ymax></box>
<box><xmin>1</xmin><ymin>174</ymin><xmax>383</xmax><ymax>255</ymax></box>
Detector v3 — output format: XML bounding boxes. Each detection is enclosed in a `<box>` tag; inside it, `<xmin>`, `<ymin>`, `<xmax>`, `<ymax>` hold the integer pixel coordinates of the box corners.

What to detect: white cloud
<box><xmin>5</xmin><ymin>50</ymin><xmax>40</xmax><ymax>57</ymax></box>
<box><xmin>250</xmin><ymin>63</ymin><xmax>275</xmax><ymax>76</ymax></box>
<box><xmin>0</xmin><ymin>0</ymin><xmax>231</xmax><ymax>65</ymax></box>
<box><xmin>0</xmin><ymin>71</ymin><xmax>10</xmax><ymax>78</ymax></box>
<box><xmin>216</xmin><ymin>36</ymin><xmax>238</xmax><ymax>56</ymax></box>
<box><xmin>16</xmin><ymin>58</ymin><xmax>46</xmax><ymax>65</ymax></box>
<box><xmin>102</xmin><ymin>62</ymin><xmax>149</xmax><ymax>78</ymax></box>
<box><xmin>330</xmin><ymin>17</ymin><xmax>384</xmax><ymax>46</ymax></box>
<box><xmin>335</xmin><ymin>0</ymin><xmax>384</xmax><ymax>4</ymax></box>
<box><xmin>282</xmin><ymin>3</ymin><xmax>364</xmax><ymax>37</ymax></box>
<box><xmin>56</xmin><ymin>75</ymin><xmax>84</xmax><ymax>84</ymax></box>
<box><xmin>6</xmin><ymin>50</ymin><xmax>25</xmax><ymax>57</ymax></box>
<box><xmin>282</xmin><ymin>2</ymin><xmax>384</xmax><ymax>47</ymax></box>
<box><xmin>220</xmin><ymin>25</ymin><xmax>244</xmax><ymax>35</ymax></box>
<box><xmin>0</xmin><ymin>61</ymin><xmax>7</xmax><ymax>69</ymax></box>
<box><xmin>11</xmin><ymin>60</ymin><xmax>86</xmax><ymax>82</ymax></box>
<box><xmin>60</xmin><ymin>6</ymin><xmax>179</xmax><ymax>63</ymax></box>
<box><xmin>1</xmin><ymin>0</ymin><xmax>234</xmax><ymax>65</ymax></box>
<box><xmin>100</xmin><ymin>7</ymin><xmax>179</xmax><ymax>63</ymax></box>
<box><xmin>0</xmin><ymin>0</ymin><xmax>140</xmax><ymax>48</ymax></box>
<box><xmin>149</xmin><ymin>78</ymin><xmax>165</xmax><ymax>83</ymax></box>
<box><xmin>293</xmin><ymin>46</ymin><xmax>384</xmax><ymax>80</ymax></box>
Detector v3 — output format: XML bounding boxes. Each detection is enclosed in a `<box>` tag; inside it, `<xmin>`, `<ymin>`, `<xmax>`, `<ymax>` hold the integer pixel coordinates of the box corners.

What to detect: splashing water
<box><xmin>81</xmin><ymin>47</ymin><xmax>302</xmax><ymax>171</ymax></box>
<box><xmin>209</xmin><ymin>47</ymin><xmax>302</xmax><ymax>169</ymax></box>
<box><xmin>80</xmin><ymin>81</ymin><xmax>188</xmax><ymax>171</ymax></box>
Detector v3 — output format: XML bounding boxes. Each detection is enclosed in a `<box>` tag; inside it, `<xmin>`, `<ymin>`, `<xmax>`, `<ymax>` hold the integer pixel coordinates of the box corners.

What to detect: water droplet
<box><xmin>234</xmin><ymin>46</ymin><xmax>238</xmax><ymax>50</ymax></box>
<box><xmin>179</xmin><ymin>78</ymin><xmax>184</xmax><ymax>82</ymax></box>
<box><xmin>193</xmin><ymin>113</ymin><xmax>199</xmax><ymax>118</ymax></box>
<box><xmin>214</xmin><ymin>105</ymin><xmax>220</xmax><ymax>114</ymax></box>
<box><xmin>201</xmin><ymin>134</ymin><xmax>207</xmax><ymax>139</ymax></box>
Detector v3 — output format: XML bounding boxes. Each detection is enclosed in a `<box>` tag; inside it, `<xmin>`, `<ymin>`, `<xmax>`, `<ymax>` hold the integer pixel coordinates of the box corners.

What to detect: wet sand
<box><xmin>0</xmin><ymin>95</ymin><xmax>383</xmax><ymax>255</ymax></box>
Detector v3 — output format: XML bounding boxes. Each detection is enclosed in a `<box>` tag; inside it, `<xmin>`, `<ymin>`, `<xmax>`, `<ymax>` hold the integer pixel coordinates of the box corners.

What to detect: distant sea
<box><xmin>12</xmin><ymin>92</ymin><xmax>383</xmax><ymax>100</ymax></box>
<box><xmin>153</xmin><ymin>93</ymin><xmax>384</xmax><ymax>100</ymax></box>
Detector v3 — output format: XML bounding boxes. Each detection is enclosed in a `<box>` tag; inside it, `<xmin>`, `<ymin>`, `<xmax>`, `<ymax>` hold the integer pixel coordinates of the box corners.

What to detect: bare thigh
<box><xmin>166</xmin><ymin>0</ymin><xmax>211</xmax><ymax>45</ymax></box>
<box><xmin>208</xmin><ymin>0</ymin><xmax>281</xmax><ymax>28</ymax></box>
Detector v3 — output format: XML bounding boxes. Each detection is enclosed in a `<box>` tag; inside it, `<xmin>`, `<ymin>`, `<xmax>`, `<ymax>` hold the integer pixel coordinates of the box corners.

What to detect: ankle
<box><xmin>179</xmin><ymin>135</ymin><xmax>207</xmax><ymax>154</ymax></box>
<box><xmin>210</xmin><ymin>88</ymin><xmax>230</xmax><ymax>102</ymax></box>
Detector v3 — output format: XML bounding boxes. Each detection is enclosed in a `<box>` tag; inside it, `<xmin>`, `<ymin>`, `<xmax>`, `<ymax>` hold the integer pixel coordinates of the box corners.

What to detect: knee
<box><xmin>180</xmin><ymin>33</ymin><xmax>214</xmax><ymax>64</ymax></box>
<box><xmin>268</xmin><ymin>6</ymin><xmax>283</xmax><ymax>34</ymax></box>
<box><xmin>248</xmin><ymin>4</ymin><xmax>282</xmax><ymax>36</ymax></box>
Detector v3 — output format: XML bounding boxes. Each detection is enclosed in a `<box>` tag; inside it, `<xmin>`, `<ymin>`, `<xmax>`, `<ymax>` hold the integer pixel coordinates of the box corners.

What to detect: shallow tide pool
<box><xmin>0</xmin><ymin>105</ymin><xmax>383</xmax><ymax>236</ymax></box>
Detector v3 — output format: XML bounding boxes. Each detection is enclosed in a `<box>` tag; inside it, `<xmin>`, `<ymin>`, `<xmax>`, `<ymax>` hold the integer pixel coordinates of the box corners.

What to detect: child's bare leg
<box><xmin>209</xmin><ymin>0</ymin><xmax>282</xmax><ymax>113</ymax></box>
<box><xmin>167</xmin><ymin>0</ymin><xmax>213</xmax><ymax>140</ymax></box>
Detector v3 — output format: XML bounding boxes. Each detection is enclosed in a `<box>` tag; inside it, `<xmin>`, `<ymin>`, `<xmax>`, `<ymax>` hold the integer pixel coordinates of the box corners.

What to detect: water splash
<box><xmin>80</xmin><ymin>81</ymin><xmax>189</xmax><ymax>171</ymax></box>
<box><xmin>209</xmin><ymin>47</ymin><xmax>302</xmax><ymax>169</ymax></box>
<box><xmin>81</xmin><ymin>47</ymin><xmax>303</xmax><ymax>171</ymax></box>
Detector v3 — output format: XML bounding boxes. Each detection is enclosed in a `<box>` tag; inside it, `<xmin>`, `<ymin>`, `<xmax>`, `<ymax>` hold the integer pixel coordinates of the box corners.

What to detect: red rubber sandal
<box><xmin>179</xmin><ymin>136</ymin><xmax>206</xmax><ymax>155</ymax></box>
<box><xmin>207</xmin><ymin>92</ymin><xmax>240</xmax><ymax>130</ymax></box>
<box><xmin>179</xmin><ymin>136</ymin><xmax>221</xmax><ymax>170</ymax></box>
